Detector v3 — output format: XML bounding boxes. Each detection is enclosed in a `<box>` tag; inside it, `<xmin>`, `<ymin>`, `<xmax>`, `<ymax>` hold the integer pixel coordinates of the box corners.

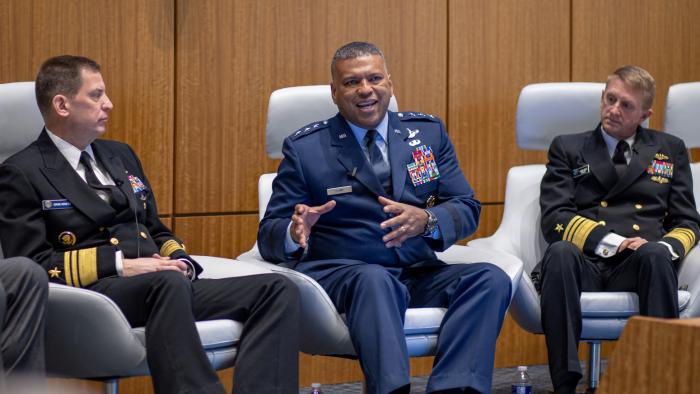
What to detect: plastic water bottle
<box><xmin>309</xmin><ymin>382</ymin><xmax>324</xmax><ymax>393</ymax></box>
<box><xmin>511</xmin><ymin>365</ymin><xmax>532</xmax><ymax>394</ymax></box>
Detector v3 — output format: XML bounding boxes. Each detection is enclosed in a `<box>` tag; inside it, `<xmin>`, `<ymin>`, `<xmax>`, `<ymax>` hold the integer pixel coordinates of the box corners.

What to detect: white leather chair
<box><xmin>468</xmin><ymin>82</ymin><xmax>696</xmax><ymax>391</ymax></box>
<box><xmin>0</xmin><ymin>82</ymin><xmax>271</xmax><ymax>393</ymax></box>
<box><xmin>238</xmin><ymin>85</ymin><xmax>523</xmax><ymax>358</ymax></box>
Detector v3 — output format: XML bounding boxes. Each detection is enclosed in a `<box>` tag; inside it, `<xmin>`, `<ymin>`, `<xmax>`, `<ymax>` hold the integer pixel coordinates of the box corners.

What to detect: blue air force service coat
<box><xmin>258</xmin><ymin>111</ymin><xmax>480</xmax><ymax>266</ymax></box>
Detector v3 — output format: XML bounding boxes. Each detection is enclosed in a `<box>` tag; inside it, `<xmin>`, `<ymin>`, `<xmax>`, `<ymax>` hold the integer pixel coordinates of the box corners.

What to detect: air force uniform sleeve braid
<box><xmin>289</xmin><ymin>119</ymin><xmax>331</xmax><ymax>141</ymax></box>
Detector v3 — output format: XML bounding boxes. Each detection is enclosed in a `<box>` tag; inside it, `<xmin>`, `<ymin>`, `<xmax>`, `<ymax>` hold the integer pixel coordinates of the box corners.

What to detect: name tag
<box><xmin>327</xmin><ymin>186</ymin><xmax>352</xmax><ymax>196</ymax></box>
<box><xmin>572</xmin><ymin>164</ymin><xmax>590</xmax><ymax>178</ymax></box>
<box><xmin>42</xmin><ymin>199</ymin><xmax>73</xmax><ymax>210</ymax></box>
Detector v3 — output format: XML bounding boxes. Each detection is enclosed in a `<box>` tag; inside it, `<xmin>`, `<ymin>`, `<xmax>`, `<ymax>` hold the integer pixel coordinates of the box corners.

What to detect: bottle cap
<box><xmin>311</xmin><ymin>383</ymin><xmax>321</xmax><ymax>388</ymax></box>
<box><xmin>517</xmin><ymin>366</ymin><xmax>528</xmax><ymax>371</ymax></box>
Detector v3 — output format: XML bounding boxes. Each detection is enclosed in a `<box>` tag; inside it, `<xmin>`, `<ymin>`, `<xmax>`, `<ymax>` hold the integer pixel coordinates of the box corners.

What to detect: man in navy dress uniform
<box><xmin>258</xmin><ymin>41</ymin><xmax>511</xmax><ymax>394</ymax></box>
<box><xmin>537</xmin><ymin>65</ymin><xmax>700</xmax><ymax>393</ymax></box>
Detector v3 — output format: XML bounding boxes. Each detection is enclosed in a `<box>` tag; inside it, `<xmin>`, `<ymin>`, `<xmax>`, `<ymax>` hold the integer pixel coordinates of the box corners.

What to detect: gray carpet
<box><xmin>300</xmin><ymin>361</ymin><xmax>606</xmax><ymax>393</ymax></box>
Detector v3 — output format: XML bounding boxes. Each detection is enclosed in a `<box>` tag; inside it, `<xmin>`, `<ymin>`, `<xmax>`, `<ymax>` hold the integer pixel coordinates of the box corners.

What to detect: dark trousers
<box><xmin>0</xmin><ymin>258</ymin><xmax>48</xmax><ymax>387</ymax></box>
<box><xmin>89</xmin><ymin>272</ymin><xmax>300</xmax><ymax>394</ymax></box>
<box><xmin>540</xmin><ymin>241</ymin><xmax>678</xmax><ymax>394</ymax></box>
<box><xmin>295</xmin><ymin>260</ymin><xmax>511</xmax><ymax>394</ymax></box>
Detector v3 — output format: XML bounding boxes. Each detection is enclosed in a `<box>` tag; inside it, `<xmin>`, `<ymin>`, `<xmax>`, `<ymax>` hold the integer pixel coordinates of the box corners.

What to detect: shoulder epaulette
<box><xmin>396</xmin><ymin>111</ymin><xmax>441</xmax><ymax>122</ymax></box>
<box><xmin>290</xmin><ymin>120</ymin><xmax>331</xmax><ymax>140</ymax></box>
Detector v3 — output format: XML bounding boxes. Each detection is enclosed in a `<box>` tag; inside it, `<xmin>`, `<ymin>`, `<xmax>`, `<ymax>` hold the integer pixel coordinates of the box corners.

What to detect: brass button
<box><xmin>635</xmin><ymin>204</ymin><xmax>643</xmax><ymax>209</ymax></box>
<box><xmin>598</xmin><ymin>220</ymin><xmax>606</xmax><ymax>226</ymax></box>
<box><xmin>632</xmin><ymin>224</ymin><xmax>640</xmax><ymax>231</ymax></box>
<box><xmin>600</xmin><ymin>201</ymin><xmax>608</xmax><ymax>208</ymax></box>
<box><xmin>110</xmin><ymin>237</ymin><xmax>119</xmax><ymax>245</ymax></box>
<box><xmin>139</xmin><ymin>231</ymin><xmax>148</xmax><ymax>239</ymax></box>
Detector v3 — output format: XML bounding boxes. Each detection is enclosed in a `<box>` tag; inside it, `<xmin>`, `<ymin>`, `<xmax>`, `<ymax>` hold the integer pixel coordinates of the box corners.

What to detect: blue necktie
<box><xmin>364</xmin><ymin>129</ymin><xmax>392</xmax><ymax>195</ymax></box>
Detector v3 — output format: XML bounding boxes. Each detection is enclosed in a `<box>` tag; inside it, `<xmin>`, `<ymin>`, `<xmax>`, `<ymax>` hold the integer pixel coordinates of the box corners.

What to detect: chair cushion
<box><xmin>664</xmin><ymin>82</ymin><xmax>700</xmax><ymax>148</ymax></box>
<box><xmin>404</xmin><ymin>308</ymin><xmax>446</xmax><ymax>335</ymax></box>
<box><xmin>581</xmin><ymin>290</ymin><xmax>690</xmax><ymax>318</ymax></box>
<box><xmin>132</xmin><ymin>319</ymin><xmax>242</xmax><ymax>350</ymax></box>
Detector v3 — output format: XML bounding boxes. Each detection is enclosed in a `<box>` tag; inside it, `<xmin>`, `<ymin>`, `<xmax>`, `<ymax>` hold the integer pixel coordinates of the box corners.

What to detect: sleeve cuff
<box><xmin>115</xmin><ymin>250</ymin><xmax>124</xmax><ymax>276</ymax></box>
<box><xmin>595</xmin><ymin>232</ymin><xmax>626</xmax><ymax>258</ymax></box>
<box><xmin>284</xmin><ymin>221</ymin><xmax>301</xmax><ymax>253</ymax></box>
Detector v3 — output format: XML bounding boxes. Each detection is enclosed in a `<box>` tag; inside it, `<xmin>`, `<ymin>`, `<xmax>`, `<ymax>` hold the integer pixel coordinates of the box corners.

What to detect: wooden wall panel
<box><xmin>448</xmin><ymin>0</ymin><xmax>569</xmax><ymax>203</ymax></box>
<box><xmin>173</xmin><ymin>214</ymin><xmax>259</xmax><ymax>258</ymax></box>
<box><xmin>0</xmin><ymin>0</ymin><xmax>175</xmax><ymax>213</ymax></box>
<box><xmin>175</xmin><ymin>0</ymin><xmax>447</xmax><ymax>214</ymax></box>
<box><xmin>572</xmin><ymin>0</ymin><xmax>700</xmax><ymax>131</ymax></box>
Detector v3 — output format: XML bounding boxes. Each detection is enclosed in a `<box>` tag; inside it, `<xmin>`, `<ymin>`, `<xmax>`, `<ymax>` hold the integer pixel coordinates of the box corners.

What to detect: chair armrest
<box><xmin>46</xmin><ymin>283</ymin><xmax>146</xmax><ymax>378</ymax></box>
<box><xmin>437</xmin><ymin>244</ymin><xmax>523</xmax><ymax>301</ymax></box>
<box><xmin>679</xmin><ymin>246</ymin><xmax>700</xmax><ymax>318</ymax></box>
<box><xmin>237</xmin><ymin>246</ymin><xmax>355</xmax><ymax>355</ymax></box>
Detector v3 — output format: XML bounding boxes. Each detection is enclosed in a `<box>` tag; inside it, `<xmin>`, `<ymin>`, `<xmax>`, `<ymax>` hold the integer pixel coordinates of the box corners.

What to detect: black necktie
<box><xmin>364</xmin><ymin>130</ymin><xmax>392</xmax><ymax>195</ymax></box>
<box><xmin>79</xmin><ymin>151</ymin><xmax>127</xmax><ymax>209</ymax></box>
<box><xmin>612</xmin><ymin>140</ymin><xmax>630</xmax><ymax>179</ymax></box>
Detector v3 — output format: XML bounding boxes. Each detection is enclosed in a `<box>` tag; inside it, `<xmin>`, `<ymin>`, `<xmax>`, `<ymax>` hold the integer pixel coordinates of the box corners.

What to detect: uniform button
<box><xmin>600</xmin><ymin>201</ymin><xmax>608</xmax><ymax>208</ymax></box>
<box><xmin>140</xmin><ymin>231</ymin><xmax>148</xmax><ymax>239</ymax></box>
<box><xmin>635</xmin><ymin>204</ymin><xmax>643</xmax><ymax>209</ymax></box>
<box><xmin>598</xmin><ymin>220</ymin><xmax>606</xmax><ymax>226</ymax></box>
<box><xmin>632</xmin><ymin>224</ymin><xmax>640</xmax><ymax>231</ymax></box>
<box><xmin>110</xmin><ymin>237</ymin><xmax>119</xmax><ymax>245</ymax></box>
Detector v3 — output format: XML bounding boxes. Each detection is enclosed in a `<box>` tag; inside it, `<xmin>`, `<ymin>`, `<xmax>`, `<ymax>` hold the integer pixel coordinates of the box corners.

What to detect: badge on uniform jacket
<box><xmin>407</xmin><ymin>145</ymin><xmax>440</xmax><ymax>186</ymax></box>
<box><xmin>646</xmin><ymin>159</ymin><xmax>673</xmax><ymax>184</ymax></box>
<box><xmin>572</xmin><ymin>164</ymin><xmax>590</xmax><ymax>178</ymax></box>
<box><xmin>128</xmin><ymin>175</ymin><xmax>147</xmax><ymax>193</ymax></box>
<box><xmin>42</xmin><ymin>199</ymin><xmax>73</xmax><ymax>210</ymax></box>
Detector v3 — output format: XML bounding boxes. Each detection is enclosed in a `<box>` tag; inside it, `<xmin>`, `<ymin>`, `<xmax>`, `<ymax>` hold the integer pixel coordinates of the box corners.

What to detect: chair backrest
<box><xmin>265</xmin><ymin>85</ymin><xmax>398</xmax><ymax>159</ymax></box>
<box><xmin>0</xmin><ymin>82</ymin><xmax>44</xmax><ymax>163</ymax></box>
<box><xmin>664</xmin><ymin>82</ymin><xmax>700</xmax><ymax>149</ymax></box>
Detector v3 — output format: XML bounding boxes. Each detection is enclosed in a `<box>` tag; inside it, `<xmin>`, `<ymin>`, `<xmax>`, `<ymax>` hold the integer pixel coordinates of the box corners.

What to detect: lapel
<box><xmin>387</xmin><ymin>112</ymin><xmax>413</xmax><ymax>201</ymax></box>
<box><xmin>329</xmin><ymin>114</ymin><xmax>387</xmax><ymax>197</ymax></box>
<box><xmin>92</xmin><ymin>141</ymin><xmax>136</xmax><ymax>212</ymax></box>
<box><xmin>606</xmin><ymin>127</ymin><xmax>657</xmax><ymax>199</ymax></box>
<box><xmin>36</xmin><ymin>130</ymin><xmax>116</xmax><ymax>226</ymax></box>
<box><xmin>581</xmin><ymin>127</ymin><xmax>617</xmax><ymax>192</ymax></box>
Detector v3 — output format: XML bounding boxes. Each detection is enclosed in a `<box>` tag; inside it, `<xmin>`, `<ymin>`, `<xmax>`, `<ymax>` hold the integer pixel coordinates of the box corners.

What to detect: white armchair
<box><xmin>0</xmin><ymin>82</ymin><xmax>265</xmax><ymax>393</ymax></box>
<box><xmin>468</xmin><ymin>82</ymin><xmax>695</xmax><ymax>392</ymax></box>
<box><xmin>238</xmin><ymin>85</ymin><xmax>523</xmax><ymax>357</ymax></box>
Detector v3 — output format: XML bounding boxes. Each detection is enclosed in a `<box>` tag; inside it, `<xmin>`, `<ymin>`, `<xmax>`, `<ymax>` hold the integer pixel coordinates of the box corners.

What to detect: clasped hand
<box><xmin>123</xmin><ymin>254</ymin><xmax>189</xmax><ymax>277</ymax></box>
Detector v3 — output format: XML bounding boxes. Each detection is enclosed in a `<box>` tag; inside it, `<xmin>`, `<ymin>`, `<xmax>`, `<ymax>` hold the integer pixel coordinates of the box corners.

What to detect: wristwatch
<box><xmin>422</xmin><ymin>209</ymin><xmax>438</xmax><ymax>237</ymax></box>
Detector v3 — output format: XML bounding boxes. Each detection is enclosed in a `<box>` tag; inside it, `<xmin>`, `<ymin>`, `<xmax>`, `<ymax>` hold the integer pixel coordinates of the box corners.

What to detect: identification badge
<box><xmin>42</xmin><ymin>199</ymin><xmax>73</xmax><ymax>210</ymax></box>
<box><xmin>407</xmin><ymin>145</ymin><xmax>440</xmax><ymax>186</ymax></box>
<box><xmin>327</xmin><ymin>185</ymin><xmax>352</xmax><ymax>196</ymax></box>
<box><xmin>572</xmin><ymin>164</ymin><xmax>590</xmax><ymax>178</ymax></box>
<box><xmin>128</xmin><ymin>175</ymin><xmax>147</xmax><ymax>193</ymax></box>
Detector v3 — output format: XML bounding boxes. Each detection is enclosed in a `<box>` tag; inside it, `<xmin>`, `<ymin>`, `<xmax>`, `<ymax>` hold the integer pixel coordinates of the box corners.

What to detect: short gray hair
<box><xmin>331</xmin><ymin>42</ymin><xmax>386</xmax><ymax>76</ymax></box>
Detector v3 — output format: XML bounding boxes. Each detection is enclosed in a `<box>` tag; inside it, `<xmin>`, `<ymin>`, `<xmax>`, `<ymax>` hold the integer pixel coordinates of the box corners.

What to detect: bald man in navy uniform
<box><xmin>537</xmin><ymin>65</ymin><xmax>700</xmax><ymax>394</ymax></box>
<box><xmin>258</xmin><ymin>41</ymin><xmax>511</xmax><ymax>394</ymax></box>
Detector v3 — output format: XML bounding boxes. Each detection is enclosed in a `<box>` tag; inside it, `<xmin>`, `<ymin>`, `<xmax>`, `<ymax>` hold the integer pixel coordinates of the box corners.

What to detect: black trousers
<box><xmin>89</xmin><ymin>271</ymin><xmax>300</xmax><ymax>394</ymax></box>
<box><xmin>539</xmin><ymin>241</ymin><xmax>678</xmax><ymax>394</ymax></box>
<box><xmin>0</xmin><ymin>258</ymin><xmax>48</xmax><ymax>387</ymax></box>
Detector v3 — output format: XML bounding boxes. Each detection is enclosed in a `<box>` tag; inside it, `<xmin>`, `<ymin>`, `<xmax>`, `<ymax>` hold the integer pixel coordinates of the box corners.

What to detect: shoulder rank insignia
<box><xmin>291</xmin><ymin>120</ymin><xmax>330</xmax><ymax>140</ymax></box>
<box><xmin>396</xmin><ymin>111</ymin><xmax>440</xmax><ymax>123</ymax></box>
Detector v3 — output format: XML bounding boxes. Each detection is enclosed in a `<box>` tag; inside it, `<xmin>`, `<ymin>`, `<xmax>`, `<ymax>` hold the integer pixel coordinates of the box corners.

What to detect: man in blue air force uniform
<box><xmin>537</xmin><ymin>65</ymin><xmax>700</xmax><ymax>394</ymax></box>
<box><xmin>258</xmin><ymin>41</ymin><xmax>511</xmax><ymax>394</ymax></box>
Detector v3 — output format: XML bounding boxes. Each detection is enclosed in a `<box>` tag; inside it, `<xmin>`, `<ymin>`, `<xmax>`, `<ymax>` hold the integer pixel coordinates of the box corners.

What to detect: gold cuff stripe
<box><xmin>160</xmin><ymin>240</ymin><xmax>185</xmax><ymax>257</ymax></box>
<box><xmin>666</xmin><ymin>228</ymin><xmax>697</xmax><ymax>256</ymax></box>
<box><xmin>563</xmin><ymin>215</ymin><xmax>600</xmax><ymax>251</ymax></box>
<box><xmin>62</xmin><ymin>248</ymin><xmax>98</xmax><ymax>288</ymax></box>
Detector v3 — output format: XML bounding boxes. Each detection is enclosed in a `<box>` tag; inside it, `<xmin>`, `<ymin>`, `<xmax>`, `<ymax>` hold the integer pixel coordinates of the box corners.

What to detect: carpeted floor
<box><xmin>299</xmin><ymin>361</ymin><xmax>606</xmax><ymax>393</ymax></box>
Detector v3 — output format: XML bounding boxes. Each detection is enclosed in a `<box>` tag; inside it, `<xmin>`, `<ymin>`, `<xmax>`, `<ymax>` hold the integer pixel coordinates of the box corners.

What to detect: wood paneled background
<box><xmin>2</xmin><ymin>0</ymin><xmax>699</xmax><ymax>392</ymax></box>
